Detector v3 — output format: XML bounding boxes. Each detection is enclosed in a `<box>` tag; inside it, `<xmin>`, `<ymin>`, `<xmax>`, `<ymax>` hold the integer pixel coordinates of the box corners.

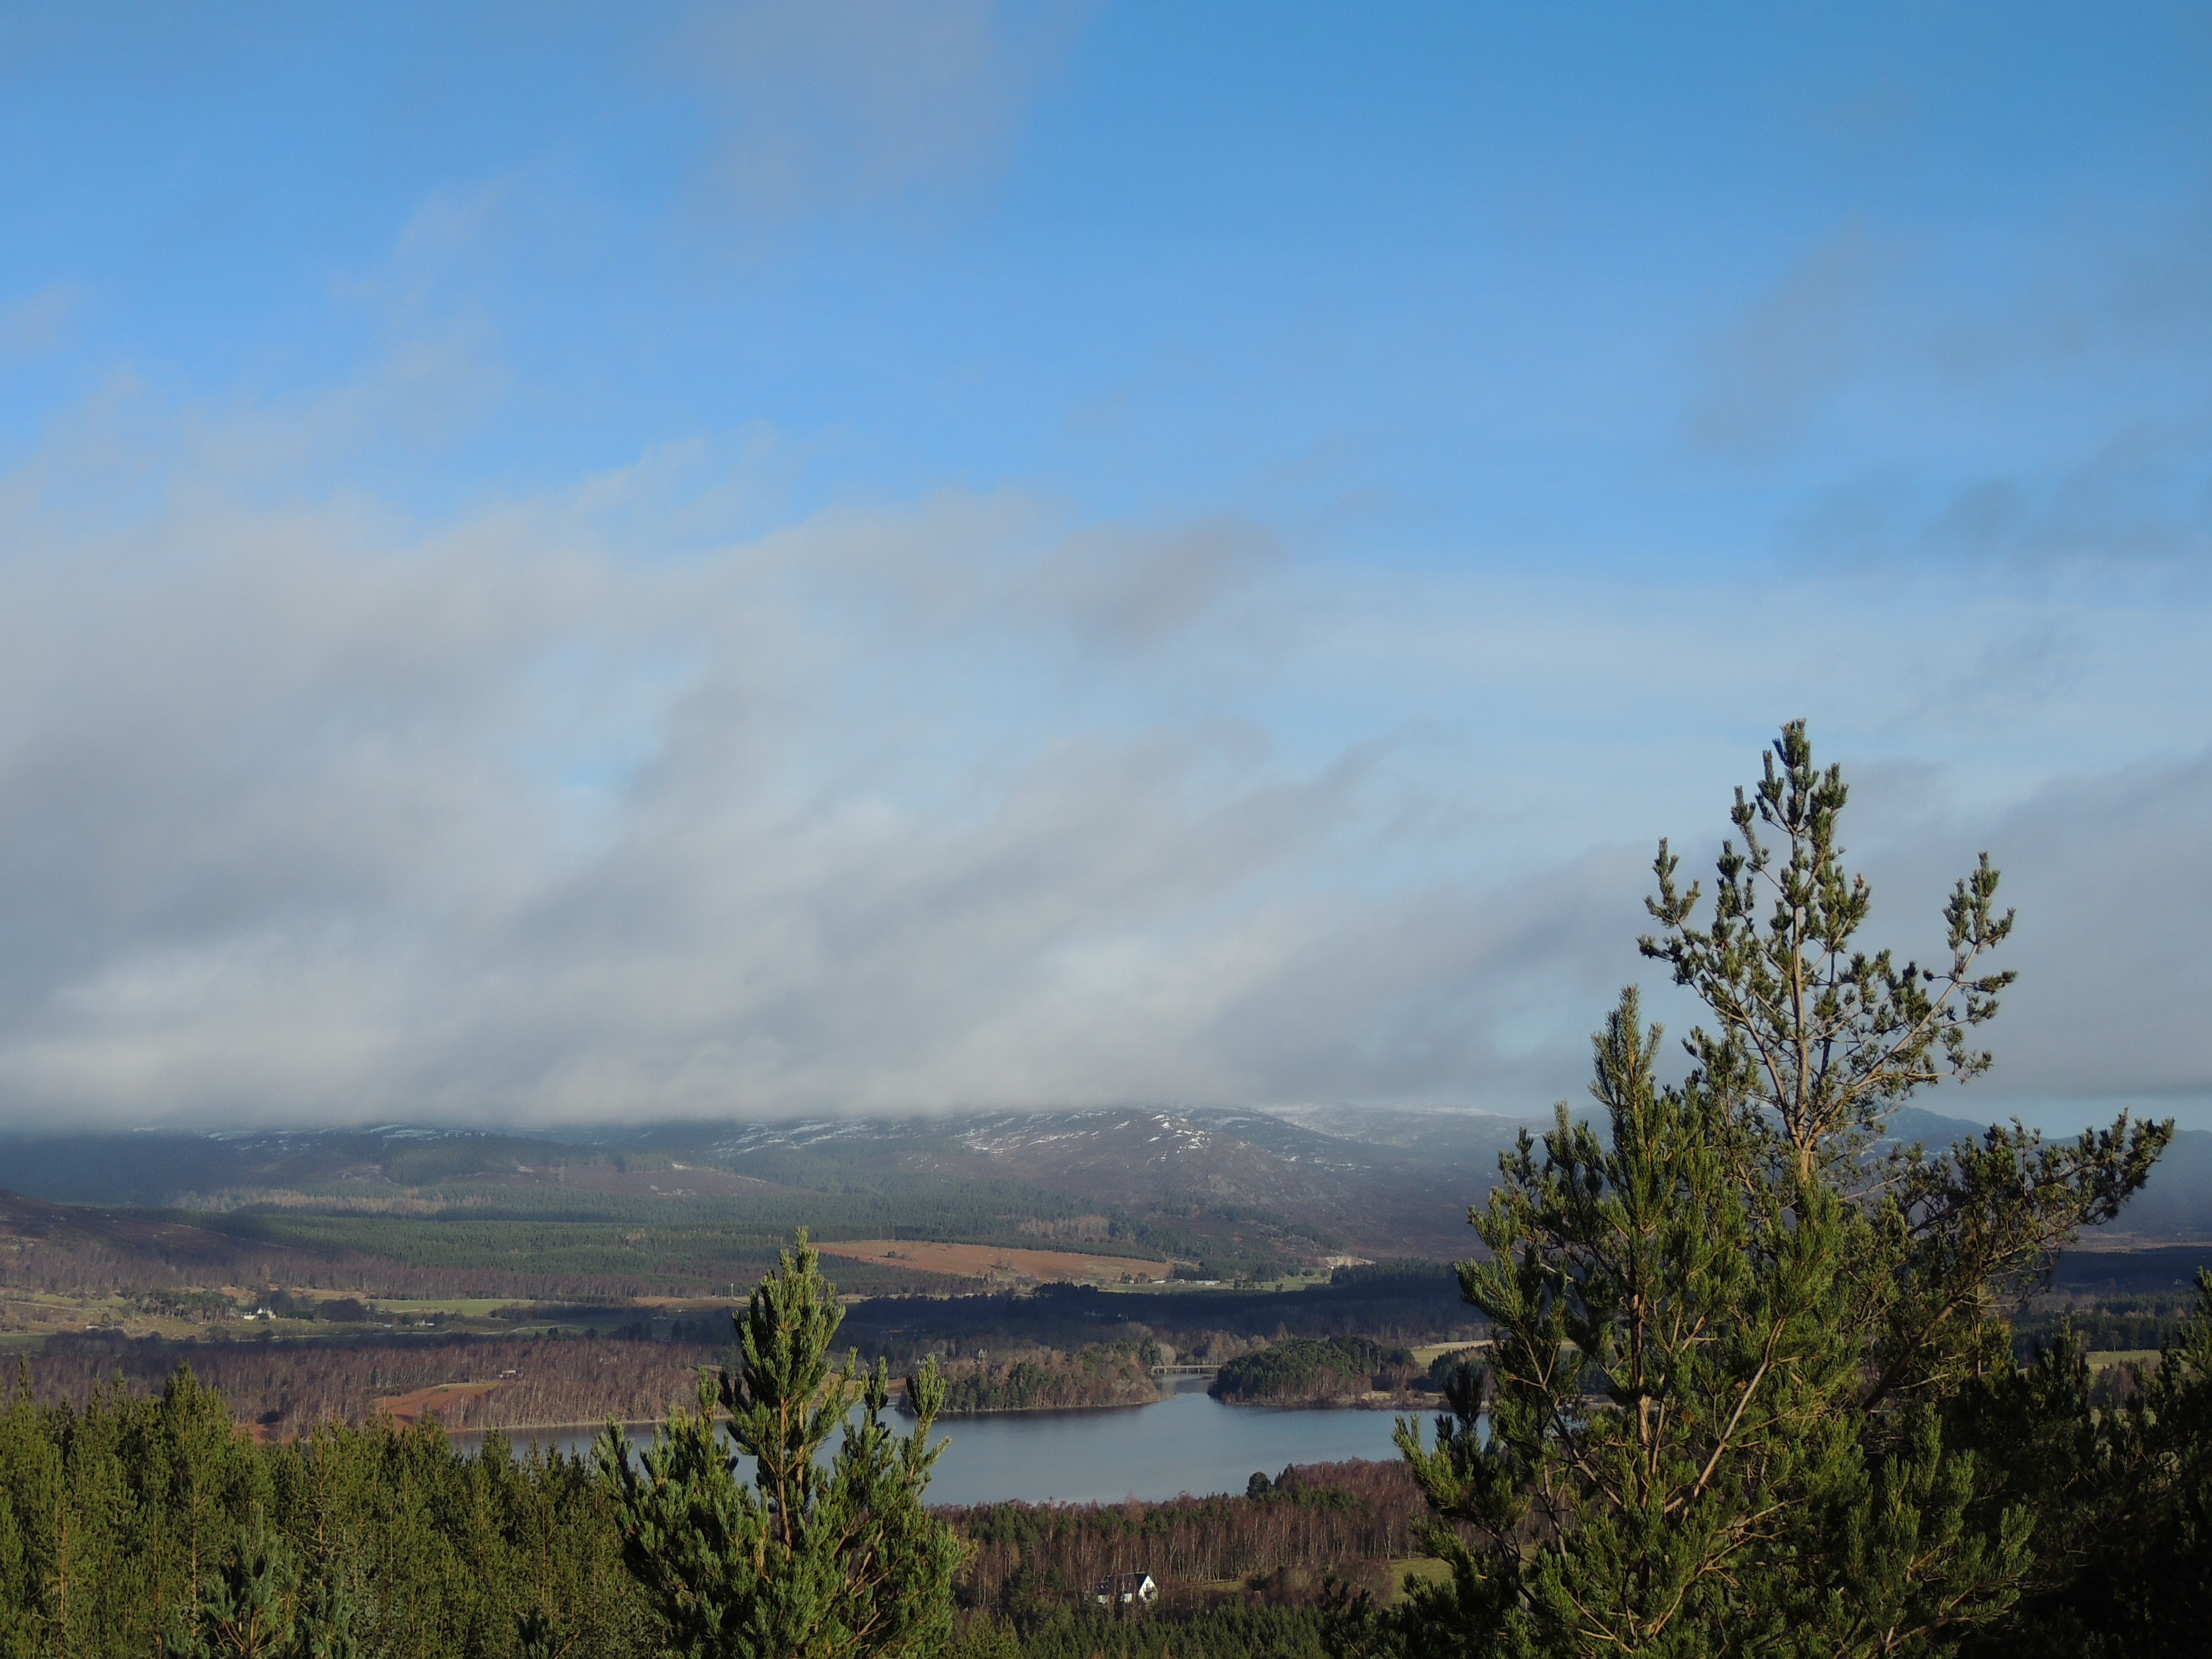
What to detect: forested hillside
<box><xmin>18</xmin><ymin>1329</ymin><xmax>726</xmax><ymax>1439</ymax></box>
<box><xmin>3</xmin><ymin>1268</ymin><xmax>1485</xmax><ymax>1437</ymax></box>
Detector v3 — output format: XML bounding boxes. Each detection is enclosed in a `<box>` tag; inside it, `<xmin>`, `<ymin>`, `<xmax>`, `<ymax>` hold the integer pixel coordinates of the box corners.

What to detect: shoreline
<box><xmin>1210</xmin><ymin>1390</ymin><xmax>1441</xmax><ymax>1412</ymax></box>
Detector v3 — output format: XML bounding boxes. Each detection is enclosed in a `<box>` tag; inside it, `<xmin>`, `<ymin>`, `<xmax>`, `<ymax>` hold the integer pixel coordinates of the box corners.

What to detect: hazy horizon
<box><xmin>0</xmin><ymin>1095</ymin><xmax>2192</xmax><ymax>1149</ymax></box>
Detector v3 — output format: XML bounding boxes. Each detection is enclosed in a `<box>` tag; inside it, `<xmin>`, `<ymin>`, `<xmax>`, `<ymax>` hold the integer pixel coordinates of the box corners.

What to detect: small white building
<box><xmin>1095</xmin><ymin>1573</ymin><xmax>1158</xmax><ymax>1608</ymax></box>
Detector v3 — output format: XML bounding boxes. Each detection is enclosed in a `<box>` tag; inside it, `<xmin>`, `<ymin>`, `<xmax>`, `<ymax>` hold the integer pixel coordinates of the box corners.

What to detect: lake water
<box><xmin>461</xmin><ymin>1378</ymin><xmax>1427</xmax><ymax>1507</ymax></box>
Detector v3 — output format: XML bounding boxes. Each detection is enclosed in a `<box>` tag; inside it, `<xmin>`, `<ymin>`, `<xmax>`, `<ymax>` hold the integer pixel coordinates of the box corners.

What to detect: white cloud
<box><xmin>1863</xmin><ymin>748</ymin><xmax>2212</xmax><ymax>1116</ymax></box>
<box><xmin>0</xmin><ymin>387</ymin><xmax>2207</xmax><ymax>1130</ymax></box>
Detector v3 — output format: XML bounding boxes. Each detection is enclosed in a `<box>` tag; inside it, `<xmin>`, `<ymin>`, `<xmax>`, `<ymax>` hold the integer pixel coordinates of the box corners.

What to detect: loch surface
<box><xmin>465</xmin><ymin>1378</ymin><xmax>1420</xmax><ymax>1506</ymax></box>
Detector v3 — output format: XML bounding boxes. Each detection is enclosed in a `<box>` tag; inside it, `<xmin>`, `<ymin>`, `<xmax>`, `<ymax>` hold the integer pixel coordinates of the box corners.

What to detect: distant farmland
<box><xmin>814</xmin><ymin>1239</ymin><xmax>1168</xmax><ymax>1284</ymax></box>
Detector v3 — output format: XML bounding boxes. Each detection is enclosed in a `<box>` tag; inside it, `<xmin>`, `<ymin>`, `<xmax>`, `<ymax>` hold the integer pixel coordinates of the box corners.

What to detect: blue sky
<box><xmin>0</xmin><ymin>2</ymin><xmax>2208</xmax><ymax>1130</ymax></box>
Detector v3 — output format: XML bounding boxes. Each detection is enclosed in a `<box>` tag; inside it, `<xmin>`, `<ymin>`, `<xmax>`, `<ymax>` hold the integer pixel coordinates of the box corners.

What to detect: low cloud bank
<box><xmin>0</xmin><ymin>409</ymin><xmax>2205</xmax><ymax>1131</ymax></box>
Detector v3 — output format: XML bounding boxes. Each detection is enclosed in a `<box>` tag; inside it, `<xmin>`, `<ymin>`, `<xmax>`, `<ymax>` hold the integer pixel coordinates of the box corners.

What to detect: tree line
<box><xmin>834</xmin><ymin>1276</ymin><xmax>1484</xmax><ymax>1374</ymax></box>
<box><xmin>0</xmin><ymin>1369</ymin><xmax>653</xmax><ymax>1659</ymax></box>
<box><xmin>2010</xmin><ymin>1295</ymin><xmax>2195</xmax><ymax>1362</ymax></box>
<box><xmin>947</xmin><ymin>1459</ymin><xmax>1429</xmax><ymax>1617</ymax></box>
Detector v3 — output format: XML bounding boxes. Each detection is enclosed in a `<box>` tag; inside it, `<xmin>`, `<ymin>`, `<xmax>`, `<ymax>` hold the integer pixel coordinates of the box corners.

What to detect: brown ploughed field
<box><xmin>376</xmin><ymin>1380</ymin><xmax>504</xmax><ymax>1426</ymax></box>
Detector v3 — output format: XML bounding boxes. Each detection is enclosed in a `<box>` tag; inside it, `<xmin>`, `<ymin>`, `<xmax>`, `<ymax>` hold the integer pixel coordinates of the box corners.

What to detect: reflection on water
<box><xmin>453</xmin><ymin>1377</ymin><xmax>1424</xmax><ymax>1506</ymax></box>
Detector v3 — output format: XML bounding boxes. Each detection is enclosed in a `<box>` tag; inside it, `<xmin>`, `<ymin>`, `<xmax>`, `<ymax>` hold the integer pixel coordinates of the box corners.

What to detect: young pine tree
<box><xmin>1394</xmin><ymin>722</ymin><xmax>2171</xmax><ymax>1658</ymax></box>
<box><xmin>597</xmin><ymin>1230</ymin><xmax>966</xmax><ymax>1659</ymax></box>
<box><xmin>160</xmin><ymin>1503</ymin><xmax>360</xmax><ymax>1659</ymax></box>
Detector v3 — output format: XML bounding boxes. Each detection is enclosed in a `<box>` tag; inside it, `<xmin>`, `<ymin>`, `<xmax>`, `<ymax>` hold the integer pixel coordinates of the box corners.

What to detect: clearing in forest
<box><xmin>376</xmin><ymin>1380</ymin><xmax>503</xmax><ymax>1426</ymax></box>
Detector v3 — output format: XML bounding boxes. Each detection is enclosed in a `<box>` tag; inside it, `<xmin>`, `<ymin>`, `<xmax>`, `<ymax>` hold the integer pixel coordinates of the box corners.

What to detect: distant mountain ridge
<box><xmin>0</xmin><ymin>1099</ymin><xmax>2200</xmax><ymax>1251</ymax></box>
<box><xmin>1881</xmin><ymin>1106</ymin><xmax>2212</xmax><ymax>1241</ymax></box>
